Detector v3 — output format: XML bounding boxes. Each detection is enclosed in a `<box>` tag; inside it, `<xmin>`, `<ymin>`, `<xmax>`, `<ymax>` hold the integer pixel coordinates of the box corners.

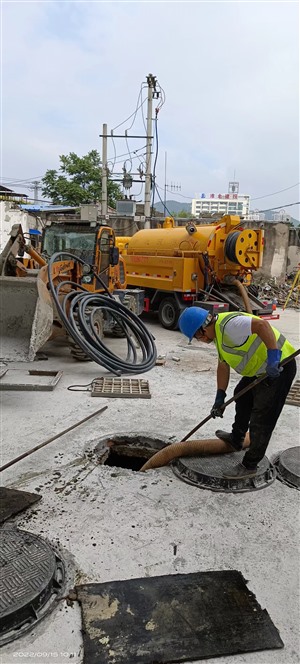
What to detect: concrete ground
<box><xmin>1</xmin><ymin>308</ymin><xmax>299</xmax><ymax>664</ymax></box>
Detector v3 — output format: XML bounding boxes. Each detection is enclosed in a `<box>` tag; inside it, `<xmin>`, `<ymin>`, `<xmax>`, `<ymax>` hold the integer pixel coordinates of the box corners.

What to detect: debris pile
<box><xmin>251</xmin><ymin>272</ymin><xmax>299</xmax><ymax>309</ymax></box>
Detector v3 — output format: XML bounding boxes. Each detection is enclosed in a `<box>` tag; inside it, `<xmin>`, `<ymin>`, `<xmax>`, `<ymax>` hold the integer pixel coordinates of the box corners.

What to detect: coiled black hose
<box><xmin>47</xmin><ymin>252</ymin><xmax>157</xmax><ymax>375</ymax></box>
<box><xmin>224</xmin><ymin>231</ymin><xmax>240</xmax><ymax>264</ymax></box>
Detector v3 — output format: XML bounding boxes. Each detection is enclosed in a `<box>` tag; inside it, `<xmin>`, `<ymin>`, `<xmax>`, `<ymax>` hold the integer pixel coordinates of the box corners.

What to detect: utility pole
<box><xmin>101</xmin><ymin>123</ymin><xmax>108</xmax><ymax>216</ymax></box>
<box><xmin>30</xmin><ymin>180</ymin><xmax>40</xmax><ymax>203</ymax></box>
<box><xmin>144</xmin><ymin>73</ymin><xmax>156</xmax><ymax>227</ymax></box>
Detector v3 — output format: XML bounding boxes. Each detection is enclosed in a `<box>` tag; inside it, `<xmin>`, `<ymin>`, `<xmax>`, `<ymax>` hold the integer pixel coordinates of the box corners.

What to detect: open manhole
<box><xmin>172</xmin><ymin>451</ymin><xmax>276</xmax><ymax>493</ymax></box>
<box><xmin>274</xmin><ymin>447</ymin><xmax>300</xmax><ymax>490</ymax></box>
<box><xmin>0</xmin><ymin>529</ymin><xmax>65</xmax><ymax>646</ymax></box>
<box><xmin>94</xmin><ymin>433</ymin><xmax>174</xmax><ymax>472</ymax></box>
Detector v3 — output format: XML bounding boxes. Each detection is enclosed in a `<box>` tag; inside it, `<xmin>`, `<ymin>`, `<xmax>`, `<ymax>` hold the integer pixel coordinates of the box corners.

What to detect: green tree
<box><xmin>171</xmin><ymin>209</ymin><xmax>195</xmax><ymax>218</ymax></box>
<box><xmin>41</xmin><ymin>150</ymin><xmax>122</xmax><ymax>208</ymax></box>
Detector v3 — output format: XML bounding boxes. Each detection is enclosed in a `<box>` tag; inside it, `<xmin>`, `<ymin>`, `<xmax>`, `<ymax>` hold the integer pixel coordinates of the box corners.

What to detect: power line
<box><xmin>107</xmin><ymin>145</ymin><xmax>147</xmax><ymax>163</ymax></box>
<box><xmin>156</xmin><ymin>184</ymin><xmax>193</xmax><ymax>200</ymax></box>
<box><xmin>257</xmin><ymin>202</ymin><xmax>300</xmax><ymax>213</ymax></box>
<box><xmin>251</xmin><ymin>182</ymin><xmax>300</xmax><ymax>201</ymax></box>
<box><xmin>141</xmin><ymin>93</ymin><xmax>147</xmax><ymax>133</ymax></box>
<box><xmin>154</xmin><ymin>183</ymin><xmax>172</xmax><ymax>217</ymax></box>
<box><xmin>125</xmin><ymin>85</ymin><xmax>147</xmax><ymax>133</ymax></box>
<box><xmin>122</xmin><ymin>87</ymin><xmax>148</xmax><ymax>173</ymax></box>
<box><xmin>0</xmin><ymin>175</ymin><xmax>44</xmax><ymax>183</ymax></box>
<box><xmin>158</xmin><ymin>185</ymin><xmax>300</xmax><ymax>204</ymax></box>
<box><xmin>112</xmin><ymin>84</ymin><xmax>147</xmax><ymax>132</ymax></box>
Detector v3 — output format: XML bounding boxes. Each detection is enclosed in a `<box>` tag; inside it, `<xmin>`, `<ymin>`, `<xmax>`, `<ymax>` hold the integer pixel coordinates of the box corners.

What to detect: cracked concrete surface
<box><xmin>1</xmin><ymin>308</ymin><xmax>299</xmax><ymax>664</ymax></box>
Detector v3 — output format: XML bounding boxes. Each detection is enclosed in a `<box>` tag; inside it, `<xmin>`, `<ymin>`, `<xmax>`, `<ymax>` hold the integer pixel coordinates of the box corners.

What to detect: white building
<box><xmin>0</xmin><ymin>201</ymin><xmax>40</xmax><ymax>251</ymax></box>
<box><xmin>191</xmin><ymin>182</ymin><xmax>250</xmax><ymax>218</ymax></box>
<box><xmin>246</xmin><ymin>210</ymin><xmax>265</xmax><ymax>221</ymax></box>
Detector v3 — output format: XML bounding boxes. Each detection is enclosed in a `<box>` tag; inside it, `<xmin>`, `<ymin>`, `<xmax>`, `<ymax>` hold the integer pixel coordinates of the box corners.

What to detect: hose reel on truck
<box><xmin>116</xmin><ymin>215</ymin><xmax>269</xmax><ymax>329</ymax></box>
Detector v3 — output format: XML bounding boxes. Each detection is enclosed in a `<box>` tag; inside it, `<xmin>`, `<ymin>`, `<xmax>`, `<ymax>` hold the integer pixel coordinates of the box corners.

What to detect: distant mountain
<box><xmin>154</xmin><ymin>199</ymin><xmax>191</xmax><ymax>214</ymax></box>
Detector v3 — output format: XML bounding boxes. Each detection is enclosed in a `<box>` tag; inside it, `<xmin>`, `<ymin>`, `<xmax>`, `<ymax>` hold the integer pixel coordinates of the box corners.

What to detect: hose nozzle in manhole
<box><xmin>93</xmin><ymin>433</ymin><xmax>173</xmax><ymax>472</ymax></box>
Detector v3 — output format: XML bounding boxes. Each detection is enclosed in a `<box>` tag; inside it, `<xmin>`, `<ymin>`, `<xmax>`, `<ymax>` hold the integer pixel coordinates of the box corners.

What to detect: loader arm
<box><xmin>0</xmin><ymin>223</ymin><xmax>28</xmax><ymax>277</ymax></box>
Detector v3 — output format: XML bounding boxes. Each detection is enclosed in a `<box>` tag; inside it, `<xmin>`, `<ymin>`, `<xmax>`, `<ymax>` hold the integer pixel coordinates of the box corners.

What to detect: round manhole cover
<box><xmin>172</xmin><ymin>451</ymin><xmax>275</xmax><ymax>492</ymax></box>
<box><xmin>274</xmin><ymin>447</ymin><xmax>300</xmax><ymax>490</ymax></box>
<box><xmin>0</xmin><ymin>529</ymin><xmax>65</xmax><ymax>645</ymax></box>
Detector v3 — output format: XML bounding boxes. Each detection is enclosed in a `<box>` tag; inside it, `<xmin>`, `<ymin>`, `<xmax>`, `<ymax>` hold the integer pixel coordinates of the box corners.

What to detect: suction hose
<box><xmin>48</xmin><ymin>252</ymin><xmax>157</xmax><ymax>375</ymax></box>
<box><xmin>141</xmin><ymin>350</ymin><xmax>299</xmax><ymax>471</ymax></box>
<box><xmin>232</xmin><ymin>279</ymin><xmax>252</xmax><ymax>314</ymax></box>
<box><xmin>140</xmin><ymin>434</ymin><xmax>250</xmax><ymax>471</ymax></box>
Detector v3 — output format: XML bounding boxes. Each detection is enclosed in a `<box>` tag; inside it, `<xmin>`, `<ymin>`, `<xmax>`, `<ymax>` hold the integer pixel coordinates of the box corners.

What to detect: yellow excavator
<box><xmin>0</xmin><ymin>220</ymin><xmax>145</xmax><ymax>364</ymax></box>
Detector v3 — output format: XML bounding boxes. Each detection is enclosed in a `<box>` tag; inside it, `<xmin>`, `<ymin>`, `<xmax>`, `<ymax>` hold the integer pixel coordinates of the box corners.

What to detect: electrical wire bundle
<box><xmin>47</xmin><ymin>252</ymin><xmax>157</xmax><ymax>376</ymax></box>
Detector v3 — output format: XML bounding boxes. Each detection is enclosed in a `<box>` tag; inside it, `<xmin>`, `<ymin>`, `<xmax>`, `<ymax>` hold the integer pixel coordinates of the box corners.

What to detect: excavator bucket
<box><xmin>0</xmin><ymin>272</ymin><xmax>54</xmax><ymax>362</ymax></box>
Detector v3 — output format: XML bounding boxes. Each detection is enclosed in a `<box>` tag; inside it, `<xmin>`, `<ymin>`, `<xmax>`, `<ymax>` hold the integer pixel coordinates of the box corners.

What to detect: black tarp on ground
<box><xmin>76</xmin><ymin>570</ymin><xmax>283</xmax><ymax>664</ymax></box>
<box><xmin>0</xmin><ymin>487</ymin><xmax>41</xmax><ymax>524</ymax></box>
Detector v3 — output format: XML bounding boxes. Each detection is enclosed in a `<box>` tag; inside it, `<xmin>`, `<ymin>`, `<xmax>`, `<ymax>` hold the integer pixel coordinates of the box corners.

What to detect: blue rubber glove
<box><xmin>210</xmin><ymin>389</ymin><xmax>226</xmax><ymax>418</ymax></box>
<box><xmin>266</xmin><ymin>349</ymin><xmax>282</xmax><ymax>379</ymax></box>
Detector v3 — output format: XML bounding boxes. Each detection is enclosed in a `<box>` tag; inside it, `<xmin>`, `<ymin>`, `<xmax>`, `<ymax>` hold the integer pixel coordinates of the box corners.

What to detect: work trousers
<box><xmin>231</xmin><ymin>360</ymin><xmax>297</xmax><ymax>469</ymax></box>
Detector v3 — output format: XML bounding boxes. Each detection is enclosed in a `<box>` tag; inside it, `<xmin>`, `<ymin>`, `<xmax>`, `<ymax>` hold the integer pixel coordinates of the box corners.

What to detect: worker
<box><xmin>178</xmin><ymin>307</ymin><xmax>296</xmax><ymax>479</ymax></box>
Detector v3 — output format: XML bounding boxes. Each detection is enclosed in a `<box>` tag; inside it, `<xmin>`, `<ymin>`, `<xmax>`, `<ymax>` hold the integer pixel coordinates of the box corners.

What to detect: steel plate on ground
<box><xmin>0</xmin><ymin>529</ymin><xmax>65</xmax><ymax>645</ymax></box>
<box><xmin>274</xmin><ymin>446</ymin><xmax>300</xmax><ymax>490</ymax></box>
<box><xmin>0</xmin><ymin>487</ymin><xmax>41</xmax><ymax>524</ymax></box>
<box><xmin>172</xmin><ymin>450</ymin><xmax>275</xmax><ymax>492</ymax></box>
<box><xmin>76</xmin><ymin>570</ymin><xmax>283</xmax><ymax>664</ymax></box>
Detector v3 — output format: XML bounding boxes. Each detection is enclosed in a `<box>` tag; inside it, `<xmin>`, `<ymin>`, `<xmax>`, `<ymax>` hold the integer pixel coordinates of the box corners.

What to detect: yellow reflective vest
<box><xmin>214</xmin><ymin>312</ymin><xmax>295</xmax><ymax>377</ymax></box>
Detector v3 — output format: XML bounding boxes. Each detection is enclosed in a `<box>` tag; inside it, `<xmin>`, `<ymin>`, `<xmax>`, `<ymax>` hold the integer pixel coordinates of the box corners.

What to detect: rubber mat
<box><xmin>0</xmin><ymin>487</ymin><xmax>41</xmax><ymax>524</ymax></box>
<box><xmin>76</xmin><ymin>570</ymin><xmax>283</xmax><ymax>664</ymax></box>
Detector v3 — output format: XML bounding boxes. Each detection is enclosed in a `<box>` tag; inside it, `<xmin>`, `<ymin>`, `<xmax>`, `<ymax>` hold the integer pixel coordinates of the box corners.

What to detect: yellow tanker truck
<box><xmin>116</xmin><ymin>215</ymin><xmax>276</xmax><ymax>329</ymax></box>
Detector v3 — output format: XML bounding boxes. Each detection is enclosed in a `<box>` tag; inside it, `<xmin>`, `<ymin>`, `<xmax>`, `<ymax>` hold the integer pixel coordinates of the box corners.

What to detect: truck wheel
<box><xmin>158</xmin><ymin>298</ymin><xmax>180</xmax><ymax>330</ymax></box>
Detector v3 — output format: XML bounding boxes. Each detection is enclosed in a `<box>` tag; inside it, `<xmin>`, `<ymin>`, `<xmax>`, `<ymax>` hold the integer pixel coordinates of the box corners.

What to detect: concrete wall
<box><xmin>244</xmin><ymin>220</ymin><xmax>299</xmax><ymax>281</ymax></box>
<box><xmin>287</xmin><ymin>227</ymin><xmax>300</xmax><ymax>274</ymax></box>
<box><xmin>1</xmin><ymin>203</ymin><xmax>299</xmax><ymax>279</ymax></box>
<box><xmin>0</xmin><ymin>201</ymin><xmax>41</xmax><ymax>250</ymax></box>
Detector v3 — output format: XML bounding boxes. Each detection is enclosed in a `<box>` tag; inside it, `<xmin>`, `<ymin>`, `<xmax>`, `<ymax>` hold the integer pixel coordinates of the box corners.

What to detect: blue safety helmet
<box><xmin>178</xmin><ymin>306</ymin><xmax>211</xmax><ymax>341</ymax></box>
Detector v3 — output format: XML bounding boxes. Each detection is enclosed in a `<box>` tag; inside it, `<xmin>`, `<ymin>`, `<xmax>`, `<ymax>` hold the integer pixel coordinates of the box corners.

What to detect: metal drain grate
<box><xmin>286</xmin><ymin>380</ymin><xmax>300</xmax><ymax>407</ymax></box>
<box><xmin>91</xmin><ymin>377</ymin><xmax>151</xmax><ymax>399</ymax></box>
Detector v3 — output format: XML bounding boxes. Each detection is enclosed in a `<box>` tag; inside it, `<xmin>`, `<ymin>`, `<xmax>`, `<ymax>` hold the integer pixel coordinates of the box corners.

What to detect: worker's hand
<box><xmin>210</xmin><ymin>389</ymin><xmax>226</xmax><ymax>418</ymax></box>
<box><xmin>266</xmin><ymin>349</ymin><xmax>282</xmax><ymax>380</ymax></box>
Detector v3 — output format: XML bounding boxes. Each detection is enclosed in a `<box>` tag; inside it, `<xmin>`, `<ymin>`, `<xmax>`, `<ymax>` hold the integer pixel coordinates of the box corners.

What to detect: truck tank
<box><xmin>116</xmin><ymin>216</ymin><xmax>271</xmax><ymax>329</ymax></box>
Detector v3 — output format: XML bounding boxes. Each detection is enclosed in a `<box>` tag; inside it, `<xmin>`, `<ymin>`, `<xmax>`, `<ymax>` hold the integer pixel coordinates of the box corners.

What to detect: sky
<box><xmin>1</xmin><ymin>0</ymin><xmax>299</xmax><ymax>217</ymax></box>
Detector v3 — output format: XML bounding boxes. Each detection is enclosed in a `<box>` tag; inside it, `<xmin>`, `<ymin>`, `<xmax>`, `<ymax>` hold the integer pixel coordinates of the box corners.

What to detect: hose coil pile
<box><xmin>48</xmin><ymin>252</ymin><xmax>157</xmax><ymax>375</ymax></box>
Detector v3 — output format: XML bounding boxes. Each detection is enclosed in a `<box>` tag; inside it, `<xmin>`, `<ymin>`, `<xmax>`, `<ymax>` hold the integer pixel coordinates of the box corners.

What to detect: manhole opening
<box><xmin>94</xmin><ymin>434</ymin><xmax>173</xmax><ymax>473</ymax></box>
<box><xmin>104</xmin><ymin>449</ymin><xmax>149</xmax><ymax>471</ymax></box>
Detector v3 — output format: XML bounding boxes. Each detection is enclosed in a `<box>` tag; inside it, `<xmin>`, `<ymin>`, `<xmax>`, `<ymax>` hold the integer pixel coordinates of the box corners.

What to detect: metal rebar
<box><xmin>0</xmin><ymin>405</ymin><xmax>108</xmax><ymax>473</ymax></box>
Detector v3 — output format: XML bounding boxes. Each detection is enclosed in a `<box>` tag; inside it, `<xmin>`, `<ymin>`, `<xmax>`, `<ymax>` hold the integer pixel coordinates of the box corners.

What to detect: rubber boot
<box><xmin>215</xmin><ymin>430</ymin><xmax>244</xmax><ymax>451</ymax></box>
